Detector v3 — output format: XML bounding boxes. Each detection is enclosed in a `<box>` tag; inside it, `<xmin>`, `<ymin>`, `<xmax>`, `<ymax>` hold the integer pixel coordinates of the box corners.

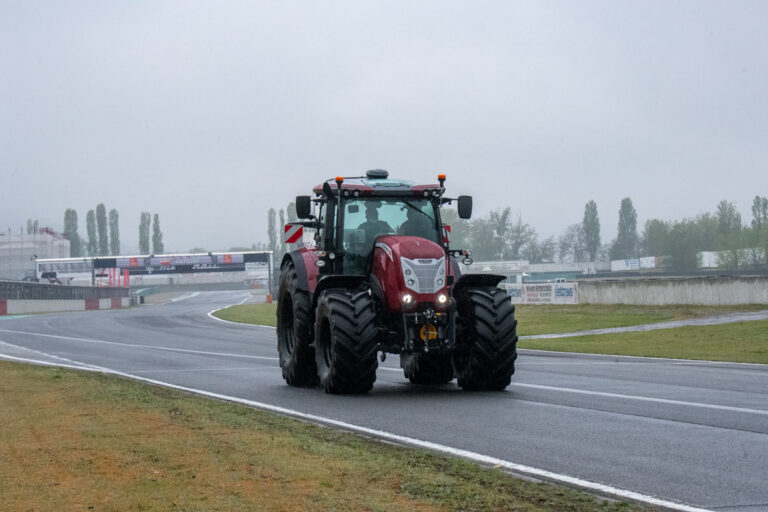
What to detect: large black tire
<box><xmin>276</xmin><ymin>261</ymin><xmax>318</xmax><ymax>386</ymax></box>
<box><xmin>400</xmin><ymin>352</ymin><xmax>454</xmax><ymax>385</ymax></box>
<box><xmin>314</xmin><ymin>289</ymin><xmax>379</xmax><ymax>394</ymax></box>
<box><xmin>454</xmin><ymin>287</ymin><xmax>517</xmax><ymax>391</ymax></box>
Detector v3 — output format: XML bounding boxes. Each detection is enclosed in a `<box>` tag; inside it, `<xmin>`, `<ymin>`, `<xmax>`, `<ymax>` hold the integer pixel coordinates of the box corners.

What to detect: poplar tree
<box><xmin>63</xmin><ymin>209</ymin><xmax>82</xmax><ymax>257</ymax></box>
<box><xmin>267</xmin><ymin>208</ymin><xmax>277</xmax><ymax>259</ymax></box>
<box><xmin>86</xmin><ymin>209</ymin><xmax>97</xmax><ymax>256</ymax></box>
<box><xmin>108</xmin><ymin>209</ymin><xmax>120</xmax><ymax>256</ymax></box>
<box><xmin>611</xmin><ymin>198</ymin><xmax>639</xmax><ymax>259</ymax></box>
<box><xmin>582</xmin><ymin>200</ymin><xmax>601</xmax><ymax>261</ymax></box>
<box><xmin>96</xmin><ymin>203</ymin><xmax>108</xmax><ymax>256</ymax></box>
<box><xmin>139</xmin><ymin>212</ymin><xmax>151</xmax><ymax>254</ymax></box>
<box><xmin>152</xmin><ymin>214</ymin><xmax>164</xmax><ymax>254</ymax></box>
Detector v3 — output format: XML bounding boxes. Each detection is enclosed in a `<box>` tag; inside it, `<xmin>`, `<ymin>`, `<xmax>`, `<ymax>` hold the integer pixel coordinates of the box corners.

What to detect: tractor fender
<box><xmin>312</xmin><ymin>275</ymin><xmax>368</xmax><ymax>309</ymax></box>
<box><xmin>452</xmin><ymin>273</ymin><xmax>506</xmax><ymax>298</ymax></box>
<box><xmin>281</xmin><ymin>251</ymin><xmax>309</xmax><ymax>292</ymax></box>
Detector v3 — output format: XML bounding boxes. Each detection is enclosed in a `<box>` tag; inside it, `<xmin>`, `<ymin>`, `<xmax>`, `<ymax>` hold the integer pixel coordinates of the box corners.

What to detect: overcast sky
<box><xmin>2</xmin><ymin>1</ymin><xmax>767</xmax><ymax>254</ymax></box>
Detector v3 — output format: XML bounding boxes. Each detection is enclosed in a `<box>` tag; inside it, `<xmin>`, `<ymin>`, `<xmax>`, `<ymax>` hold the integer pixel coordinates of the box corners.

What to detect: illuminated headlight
<box><xmin>315</xmin><ymin>259</ymin><xmax>326</xmax><ymax>267</ymax></box>
<box><xmin>433</xmin><ymin>259</ymin><xmax>446</xmax><ymax>291</ymax></box>
<box><xmin>437</xmin><ymin>294</ymin><xmax>448</xmax><ymax>304</ymax></box>
<box><xmin>402</xmin><ymin>294</ymin><xmax>413</xmax><ymax>304</ymax></box>
<box><xmin>328</xmin><ymin>252</ymin><xmax>336</xmax><ymax>260</ymax></box>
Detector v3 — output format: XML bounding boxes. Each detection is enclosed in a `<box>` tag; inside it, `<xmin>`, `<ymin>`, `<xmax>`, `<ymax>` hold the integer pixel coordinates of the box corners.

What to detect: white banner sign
<box><xmin>504</xmin><ymin>283</ymin><xmax>579</xmax><ymax>304</ymax></box>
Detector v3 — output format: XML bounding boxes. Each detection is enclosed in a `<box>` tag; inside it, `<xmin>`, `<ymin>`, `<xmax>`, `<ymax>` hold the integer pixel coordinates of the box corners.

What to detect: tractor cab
<box><xmin>298</xmin><ymin>169</ymin><xmax>471</xmax><ymax>276</ymax></box>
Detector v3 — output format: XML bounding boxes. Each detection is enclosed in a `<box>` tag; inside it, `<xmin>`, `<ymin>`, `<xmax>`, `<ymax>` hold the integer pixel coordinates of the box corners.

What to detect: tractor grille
<box><xmin>400</xmin><ymin>257</ymin><xmax>446</xmax><ymax>294</ymax></box>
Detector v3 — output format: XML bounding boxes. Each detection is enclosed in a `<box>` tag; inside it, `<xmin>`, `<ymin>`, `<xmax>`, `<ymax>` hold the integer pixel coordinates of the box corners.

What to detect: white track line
<box><xmin>0</xmin><ymin>328</ymin><xmax>278</xmax><ymax>361</ymax></box>
<box><xmin>375</xmin><ymin>367</ymin><xmax>768</xmax><ymax>417</ymax></box>
<box><xmin>509</xmin><ymin>382</ymin><xmax>768</xmax><ymax>416</ymax></box>
<box><xmin>4</xmin><ymin>327</ymin><xmax>765</xmax><ymax>417</ymax></box>
<box><xmin>519</xmin><ymin>348</ymin><xmax>768</xmax><ymax>368</ymax></box>
<box><xmin>0</xmin><ymin>347</ymin><xmax>712</xmax><ymax>512</ymax></box>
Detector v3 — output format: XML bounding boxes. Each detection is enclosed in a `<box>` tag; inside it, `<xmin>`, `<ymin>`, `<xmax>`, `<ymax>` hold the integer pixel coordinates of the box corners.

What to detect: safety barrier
<box><xmin>0</xmin><ymin>280</ymin><xmax>129</xmax><ymax>300</ymax></box>
<box><xmin>0</xmin><ymin>297</ymin><xmax>130</xmax><ymax>315</ymax></box>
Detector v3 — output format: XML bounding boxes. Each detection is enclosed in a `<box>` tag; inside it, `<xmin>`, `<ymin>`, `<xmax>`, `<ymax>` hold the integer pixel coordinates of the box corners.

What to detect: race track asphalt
<box><xmin>1</xmin><ymin>290</ymin><xmax>767</xmax><ymax>511</ymax></box>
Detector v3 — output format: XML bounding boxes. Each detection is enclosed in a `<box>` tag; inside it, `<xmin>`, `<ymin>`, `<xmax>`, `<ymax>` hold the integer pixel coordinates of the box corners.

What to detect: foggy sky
<box><xmin>2</xmin><ymin>1</ymin><xmax>767</xmax><ymax>255</ymax></box>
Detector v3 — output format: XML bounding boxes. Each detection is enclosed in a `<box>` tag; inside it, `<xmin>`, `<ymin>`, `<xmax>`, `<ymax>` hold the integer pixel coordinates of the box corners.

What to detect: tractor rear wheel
<box><xmin>314</xmin><ymin>289</ymin><xmax>379</xmax><ymax>394</ymax></box>
<box><xmin>276</xmin><ymin>261</ymin><xmax>318</xmax><ymax>386</ymax></box>
<box><xmin>454</xmin><ymin>287</ymin><xmax>517</xmax><ymax>391</ymax></box>
<box><xmin>400</xmin><ymin>352</ymin><xmax>454</xmax><ymax>385</ymax></box>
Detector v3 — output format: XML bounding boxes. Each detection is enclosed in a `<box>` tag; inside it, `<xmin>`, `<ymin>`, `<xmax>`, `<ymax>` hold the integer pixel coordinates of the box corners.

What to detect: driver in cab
<box><xmin>397</xmin><ymin>207</ymin><xmax>433</xmax><ymax>238</ymax></box>
<box><xmin>357</xmin><ymin>205</ymin><xmax>394</xmax><ymax>248</ymax></box>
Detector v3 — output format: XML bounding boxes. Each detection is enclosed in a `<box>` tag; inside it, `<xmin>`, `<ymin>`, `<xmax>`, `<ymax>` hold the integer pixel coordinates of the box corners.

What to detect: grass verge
<box><xmin>213</xmin><ymin>302</ymin><xmax>277</xmax><ymax>326</ymax></box>
<box><xmin>514</xmin><ymin>304</ymin><xmax>766</xmax><ymax>336</ymax></box>
<box><xmin>212</xmin><ymin>302</ymin><xmax>767</xmax><ymax>364</ymax></box>
<box><xmin>0</xmin><ymin>361</ymin><xmax>645</xmax><ymax>511</ymax></box>
<box><xmin>519</xmin><ymin>319</ymin><xmax>768</xmax><ymax>364</ymax></box>
<box><xmin>213</xmin><ymin>302</ymin><xmax>764</xmax><ymax>336</ymax></box>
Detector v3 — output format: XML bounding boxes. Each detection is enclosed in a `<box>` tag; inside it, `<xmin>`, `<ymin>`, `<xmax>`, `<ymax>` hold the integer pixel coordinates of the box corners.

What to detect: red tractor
<box><xmin>276</xmin><ymin>170</ymin><xmax>517</xmax><ymax>394</ymax></box>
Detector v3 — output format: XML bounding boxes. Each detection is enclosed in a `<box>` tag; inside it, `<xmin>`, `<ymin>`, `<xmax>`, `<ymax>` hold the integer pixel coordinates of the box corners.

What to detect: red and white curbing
<box><xmin>0</xmin><ymin>297</ymin><xmax>130</xmax><ymax>316</ymax></box>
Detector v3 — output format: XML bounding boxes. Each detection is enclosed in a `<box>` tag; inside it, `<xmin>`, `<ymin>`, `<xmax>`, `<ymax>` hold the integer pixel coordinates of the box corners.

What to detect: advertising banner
<box><xmin>506</xmin><ymin>283</ymin><xmax>578</xmax><ymax>304</ymax></box>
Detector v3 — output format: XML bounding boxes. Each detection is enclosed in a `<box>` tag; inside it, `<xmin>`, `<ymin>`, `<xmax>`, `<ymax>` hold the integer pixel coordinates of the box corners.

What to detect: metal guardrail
<box><xmin>0</xmin><ymin>280</ymin><xmax>130</xmax><ymax>300</ymax></box>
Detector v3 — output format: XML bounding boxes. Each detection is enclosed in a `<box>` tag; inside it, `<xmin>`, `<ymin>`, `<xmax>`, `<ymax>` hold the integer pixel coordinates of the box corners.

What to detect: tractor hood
<box><xmin>374</xmin><ymin>235</ymin><xmax>445</xmax><ymax>260</ymax></box>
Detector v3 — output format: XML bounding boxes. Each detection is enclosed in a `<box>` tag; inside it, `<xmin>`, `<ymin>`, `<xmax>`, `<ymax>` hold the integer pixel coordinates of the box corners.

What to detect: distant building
<box><xmin>0</xmin><ymin>229</ymin><xmax>70</xmax><ymax>280</ymax></box>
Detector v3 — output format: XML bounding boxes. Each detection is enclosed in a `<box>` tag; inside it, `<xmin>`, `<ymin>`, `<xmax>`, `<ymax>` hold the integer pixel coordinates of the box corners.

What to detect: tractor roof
<box><xmin>312</xmin><ymin>169</ymin><xmax>443</xmax><ymax>198</ymax></box>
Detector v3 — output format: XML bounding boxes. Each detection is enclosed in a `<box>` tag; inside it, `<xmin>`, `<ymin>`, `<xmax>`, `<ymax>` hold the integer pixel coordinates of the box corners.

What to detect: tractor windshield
<box><xmin>341</xmin><ymin>197</ymin><xmax>441</xmax><ymax>274</ymax></box>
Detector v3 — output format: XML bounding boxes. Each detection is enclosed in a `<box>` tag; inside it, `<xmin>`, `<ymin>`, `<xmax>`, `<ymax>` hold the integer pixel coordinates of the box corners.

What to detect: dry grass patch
<box><xmin>0</xmin><ymin>362</ymin><xmax>647</xmax><ymax>511</ymax></box>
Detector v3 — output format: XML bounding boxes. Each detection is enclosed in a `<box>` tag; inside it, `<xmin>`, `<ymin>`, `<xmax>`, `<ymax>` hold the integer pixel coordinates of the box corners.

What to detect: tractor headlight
<box><xmin>437</xmin><ymin>294</ymin><xmax>448</xmax><ymax>304</ymax></box>
<box><xmin>402</xmin><ymin>294</ymin><xmax>413</xmax><ymax>304</ymax></box>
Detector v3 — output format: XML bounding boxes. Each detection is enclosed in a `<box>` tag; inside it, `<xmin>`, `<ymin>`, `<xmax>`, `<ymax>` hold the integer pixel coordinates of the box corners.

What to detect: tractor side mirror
<box><xmin>296</xmin><ymin>196</ymin><xmax>312</xmax><ymax>219</ymax></box>
<box><xmin>457</xmin><ymin>195</ymin><xmax>473</xmax><ymax>219</ymax></box>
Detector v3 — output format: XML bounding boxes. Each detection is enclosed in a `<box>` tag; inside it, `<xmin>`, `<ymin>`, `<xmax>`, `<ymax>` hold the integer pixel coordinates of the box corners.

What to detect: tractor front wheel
<box><xmin>314</xmin><ymin>289</ymin><xmax>379</xmax><ymax>394</ymax></box>
<box><xmin>454</xmin><ymin>287</ymin><xmax>518</xmax><ymax>391</ymax></box>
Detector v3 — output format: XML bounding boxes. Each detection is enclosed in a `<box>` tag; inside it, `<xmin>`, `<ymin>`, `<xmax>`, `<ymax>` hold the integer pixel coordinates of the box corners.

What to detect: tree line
<box><xmin>62</xmin><ymin>206</ymin><xmax>164</xmax><ymax>257</ymax></box>
<box><xmin>444</xmin><ymin>200</ymin><xmax>602</xmax><ymax>263</ymax></box>
<box><xmin>252</xmin><ymin>193</ymin><xmax>766</xmax><ymax>270</ymax></box>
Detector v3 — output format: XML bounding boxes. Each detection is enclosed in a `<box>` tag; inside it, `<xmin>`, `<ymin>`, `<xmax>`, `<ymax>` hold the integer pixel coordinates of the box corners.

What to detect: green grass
<box><xmin>519</xmin><ymin>319</ymin><xmax>768</xmax><ymax>364</ymax></box>
<box><xmin>0</xmin><ymin>361</ymin><xmax>647</xmax><ymax>511</ymax></box>
<box><xmin>213</xmin><ymin>302</ymin><xmax>768</xmax><ymax>364</ymax></box>
<box><xmin>514</xmin><ymin>304</ymin><xmax>766</xmax><ymax>336</ymax></box>
<box><xmin>213</xmin><ymin>302</ymin><xmax>277</xmax><ymax>326</ymax></box>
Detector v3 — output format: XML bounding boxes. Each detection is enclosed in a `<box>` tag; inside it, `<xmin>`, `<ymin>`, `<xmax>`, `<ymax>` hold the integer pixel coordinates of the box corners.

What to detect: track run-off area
<box><xmin>1</xmin><ymin>290</ymin><xmax>767</xmax><ymax>512</ymax></box>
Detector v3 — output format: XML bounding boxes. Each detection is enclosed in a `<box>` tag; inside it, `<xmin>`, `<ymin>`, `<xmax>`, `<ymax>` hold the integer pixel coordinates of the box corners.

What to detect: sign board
<box><xmin>505</xmin><ymin>283</ymin><xmax>578</xmax><ymax>304</ymax></box>
<box><xmin>611</xmin><ymin>259</ymin><xmax>640</xmax><ymax>272</ymax></box>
